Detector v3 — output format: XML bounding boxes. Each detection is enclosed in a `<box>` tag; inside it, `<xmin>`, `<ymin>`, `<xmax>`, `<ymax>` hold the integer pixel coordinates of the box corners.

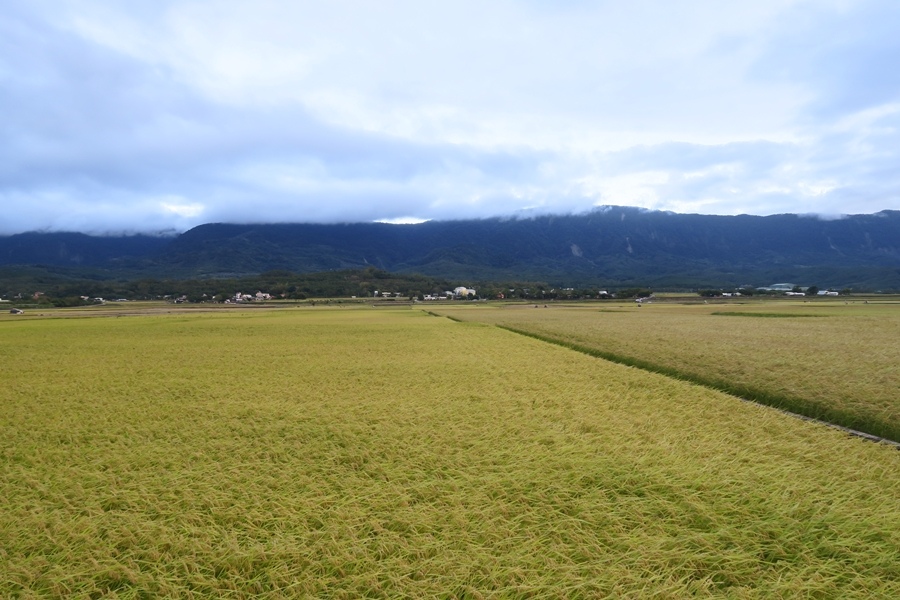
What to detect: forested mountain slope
<box><xmin>2</xmin><ymin>208</ymin><xmax>899</xmax><ymax>288</ymax></box>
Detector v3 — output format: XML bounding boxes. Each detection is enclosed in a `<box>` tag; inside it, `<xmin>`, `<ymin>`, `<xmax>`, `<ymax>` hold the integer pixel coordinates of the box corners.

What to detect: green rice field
<box><xmin>2</xmin><ymin>306</ymin><xmax>899</xmax><ymax>598</ymax></box>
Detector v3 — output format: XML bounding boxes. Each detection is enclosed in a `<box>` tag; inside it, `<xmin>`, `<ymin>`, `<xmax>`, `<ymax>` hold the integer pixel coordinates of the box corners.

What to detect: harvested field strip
<box><xmin>2</xmin><ymin>308</ymin><xmax>899</xmax><ymax>597</ymax></box>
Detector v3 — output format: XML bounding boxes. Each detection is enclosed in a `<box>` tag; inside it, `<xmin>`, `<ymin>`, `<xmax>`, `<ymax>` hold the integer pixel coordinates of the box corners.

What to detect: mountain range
<box><xmin>2</xmin><ymin>207</ymin><xmax>899</xmax><ymax>290</ymax></box>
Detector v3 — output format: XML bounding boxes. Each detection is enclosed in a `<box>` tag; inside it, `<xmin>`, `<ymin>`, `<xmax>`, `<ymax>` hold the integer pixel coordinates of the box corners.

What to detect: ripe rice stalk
<box><xmin>1</xmin><ymin>307</ymin><xmax>898</xmax><ymax>597</ymax></box>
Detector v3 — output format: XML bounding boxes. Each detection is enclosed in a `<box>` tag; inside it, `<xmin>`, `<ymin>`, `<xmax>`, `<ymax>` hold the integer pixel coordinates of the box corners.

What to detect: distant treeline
<box><xmin>2</xmin><ymin>267</ymin><xmax>442</xmax><ymax>305</ymax></box>
<box><xmin>2</xmin><ymin>264</ymin><xmax>883</xmax><ymax>308</ymax></box>
<box><xmin>2</xmin><ymin>266</ymin><xmax>643</xmax><ymax>306</ymax></box>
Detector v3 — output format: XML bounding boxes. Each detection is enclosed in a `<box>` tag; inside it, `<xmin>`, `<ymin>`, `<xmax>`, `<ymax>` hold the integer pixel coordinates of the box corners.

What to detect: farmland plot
<box><xmin>1</xmin><ymin>307</ymin><xmax>899</xmax><ymax>598</ymax></box>
<box><xmin>431</xmin><ymin>301</ymin><xmax>900</xmax><ymax>441</ymax></box>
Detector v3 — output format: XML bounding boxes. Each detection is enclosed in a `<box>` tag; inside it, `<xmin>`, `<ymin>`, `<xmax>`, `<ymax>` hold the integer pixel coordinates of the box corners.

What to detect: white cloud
<box><xmin>160</xmin><ymin>199</ymin><xmax>204</xmax><ymax>218</ymax></box>
<box><xmin>374</xmin><ymin>217</ymin><xmax>430</xmax><ymax>225</ymax></box>
<box><xmin>1</xmin><ymin>0</ymin><xmax>899</xmax><ymax>233</ymax></box>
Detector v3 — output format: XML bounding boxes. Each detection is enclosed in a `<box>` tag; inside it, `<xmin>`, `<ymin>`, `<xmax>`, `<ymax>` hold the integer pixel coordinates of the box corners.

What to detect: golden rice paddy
<box><xmin>1</xmin><ymin>306</ymin><xmax>898</xmax><ymax>598</ymax></box>
<box><xmin>432</xmin><ymin>300</ymin><xmax>900</xmax><ymax>441</ymax></box>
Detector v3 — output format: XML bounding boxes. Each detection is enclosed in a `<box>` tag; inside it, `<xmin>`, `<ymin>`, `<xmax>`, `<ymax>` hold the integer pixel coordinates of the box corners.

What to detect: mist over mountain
<box><xmin>2</xmin><ymin>208</ymin><xmax>899</xmax><ymax>290</ymax></box>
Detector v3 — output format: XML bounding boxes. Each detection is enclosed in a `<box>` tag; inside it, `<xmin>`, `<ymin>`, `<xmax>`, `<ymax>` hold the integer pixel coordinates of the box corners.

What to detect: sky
<box><xmin>2</xmin><ymin>0</ymin><xmax>900</xmax><ymax>235</ymax></box>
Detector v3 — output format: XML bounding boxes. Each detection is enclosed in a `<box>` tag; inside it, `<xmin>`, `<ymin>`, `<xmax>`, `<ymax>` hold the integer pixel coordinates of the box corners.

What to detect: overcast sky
<box><xmin>2</xmin><ymin>0</ymin><xmax>900</xmax><ymax>234</ymax></box>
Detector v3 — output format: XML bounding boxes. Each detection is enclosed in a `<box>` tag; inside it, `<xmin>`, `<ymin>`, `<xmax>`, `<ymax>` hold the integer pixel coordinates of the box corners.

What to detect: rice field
<box><xmin>2</xmin><ymin>306</ymin><xmax>899</xmax><ymax>598</ymax></box>
<box><xmin>431</xmin><ymin>300</ymin><xmax>900</xmax><ymax>442</ymax></box>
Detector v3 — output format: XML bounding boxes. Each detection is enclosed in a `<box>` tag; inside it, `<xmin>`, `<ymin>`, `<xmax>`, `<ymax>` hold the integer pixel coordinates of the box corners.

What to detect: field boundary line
<box><xmin>494</xmin><ymin>324</ymin><xmax>900</xmax><ymax>449</ymax></box>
